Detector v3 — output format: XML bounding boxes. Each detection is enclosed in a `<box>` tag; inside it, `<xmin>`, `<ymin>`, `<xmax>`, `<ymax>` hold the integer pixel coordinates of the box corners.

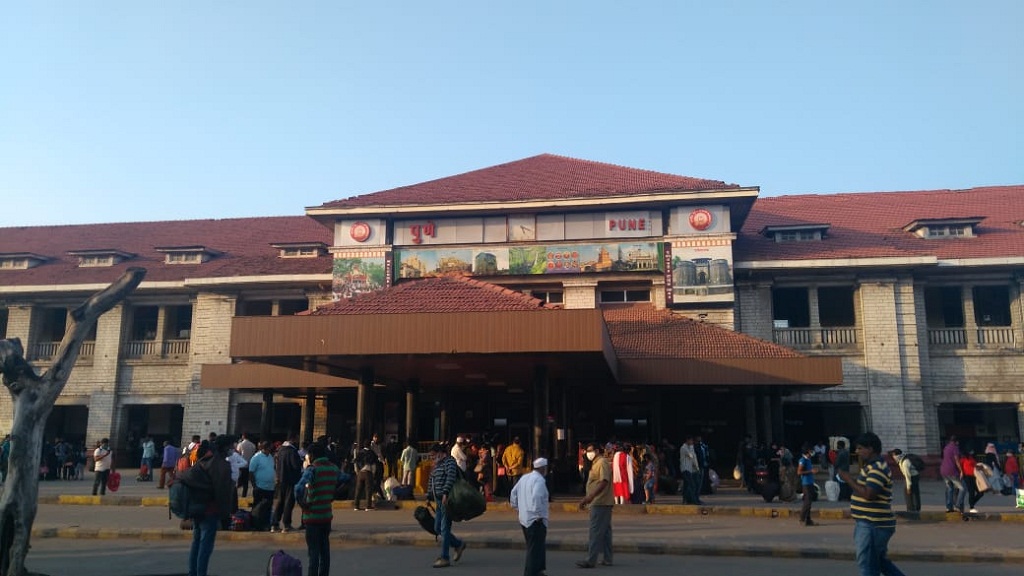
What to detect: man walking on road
<box><xmin>837</xmin><ymin>432</ymin><xmax>905</xmax><ymax>576</ymax></box>
<box><xmin>427</xmin><ymin>442</ymin><xmax>467</xmax><ymax>569</ymax></box>
<box><xmin>576</xmin><ymin>443</ymin><xmax>614</xmax><ymax>569</ymax></box>
<box><xmin>511</xmin><ymin>457</ymin><xmax>550</xmax><ymax>576</ymax></box>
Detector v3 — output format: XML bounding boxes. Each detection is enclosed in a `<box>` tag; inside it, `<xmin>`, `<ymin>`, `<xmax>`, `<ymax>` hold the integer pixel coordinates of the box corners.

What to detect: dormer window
<box><xmin>67</xmin><ymin>249</ymin><xmax>135</xmax><ymax>268</ymax></box>
<box><xmin>761</xmin><ymin>224</ymin><xmax>830</xmax><ymax>243</ymax></box>
<box><xmin>271</xmin><ymin>242</ymin><xmax>327</xmax><ymax>258</ymax></box>
<box><xmin>902</xmin><ymin>217</ymin><xmax>982</xmax><ymax>239</ymax></box>
<box><xmin>0</xmin><ymin>252</ymin><xmax>48</xmax><ymax>270</ymax></box>
<box><xmin>155</xmin><ymin>246</ymin><xmax>221</xmax><ymax>265</ymax></box>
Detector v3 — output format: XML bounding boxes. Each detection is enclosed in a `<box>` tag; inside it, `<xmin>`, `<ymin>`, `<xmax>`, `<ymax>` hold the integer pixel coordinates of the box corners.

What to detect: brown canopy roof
<box><xmin>202</xmin><ymin>278</ymin><xmax>841</xmax><ymax>393</ymax></box>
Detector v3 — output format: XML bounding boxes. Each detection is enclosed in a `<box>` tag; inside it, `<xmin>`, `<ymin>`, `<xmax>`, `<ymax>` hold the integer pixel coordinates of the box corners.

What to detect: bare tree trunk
<box><xmin>0</xmin><ymin>268</ymin><xmax>144</xmax><ymax>576</ymax></box>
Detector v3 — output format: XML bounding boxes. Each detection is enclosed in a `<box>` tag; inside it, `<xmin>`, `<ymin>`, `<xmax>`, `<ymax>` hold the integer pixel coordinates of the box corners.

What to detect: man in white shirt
<box><xmin>92</xmin><ymin>438</ymin><xmax>113</xmax><ymax>496</ymax></box>
<box><xmin>510</xmin><ymin>457</ymin><xmax>549</xmax><ymax>576</ymax></box>
<box><xmin>679</xmin><ymin>437</ymin><xmax>702</xmax><ymax>505</ymax></box>
<box><xmin>235</xmin><ymin>433</ymin><xmax>256</xmax><ymax>497</ymax></box>
<box><xmin>450</xmin><ymin>437</ymin><xmax>469</xmax><ymax>472</ymax></box>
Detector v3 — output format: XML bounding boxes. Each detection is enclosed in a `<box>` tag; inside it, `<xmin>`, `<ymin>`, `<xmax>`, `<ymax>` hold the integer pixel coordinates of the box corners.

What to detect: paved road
<box><xmin>23</xmin><ymin>539</ymin><xmax>1017</xmax><ymax>576</ymax></box>
<box><xmin>14</xmin><ymin>475</ymin><xmax>1023</xmax><ymax>575</ymax></box>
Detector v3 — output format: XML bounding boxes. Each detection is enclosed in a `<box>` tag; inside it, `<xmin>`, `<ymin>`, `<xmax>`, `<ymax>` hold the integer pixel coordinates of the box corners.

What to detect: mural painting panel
<box><xmin>670</xmin><ymin>243</ymin><xmax>734</xmax><ymax>304</ymax></box>
<box><xmin>332</xmin><ymin>257</ymin><xmax>387</xmax><ymax>300</ymax></box>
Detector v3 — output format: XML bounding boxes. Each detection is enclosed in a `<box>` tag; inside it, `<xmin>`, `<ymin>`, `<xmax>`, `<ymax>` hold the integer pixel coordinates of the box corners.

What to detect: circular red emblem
<box><xmin>689</xmin><ymin>208</ymin><xmax>713</xmax><ymax>231</ymax></box>
<box><xmin>350</xmin><ymin>221</ymin><xmax>371</xmax><ymax>242</ymax></box>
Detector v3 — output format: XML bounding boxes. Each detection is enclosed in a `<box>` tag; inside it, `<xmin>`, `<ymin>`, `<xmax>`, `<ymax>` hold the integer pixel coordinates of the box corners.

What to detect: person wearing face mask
<box><xmin>576</xmin><ymin>443</ymin><xmax>614</xmax><ymax>569</ymax></box>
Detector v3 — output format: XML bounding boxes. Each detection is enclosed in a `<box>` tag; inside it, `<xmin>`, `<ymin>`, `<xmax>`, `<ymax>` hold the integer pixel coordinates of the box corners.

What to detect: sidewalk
<box><xmin>24</xmin><ymin>475</ymin><xmax>1024</xmax><ymax>564</ymax></box>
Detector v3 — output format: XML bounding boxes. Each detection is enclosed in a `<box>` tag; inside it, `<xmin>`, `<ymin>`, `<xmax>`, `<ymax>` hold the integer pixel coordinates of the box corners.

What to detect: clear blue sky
<box><xmin>2</xmin><ymin>2</ymin><xmax>1021</xmax><ymax>226</ymax></box>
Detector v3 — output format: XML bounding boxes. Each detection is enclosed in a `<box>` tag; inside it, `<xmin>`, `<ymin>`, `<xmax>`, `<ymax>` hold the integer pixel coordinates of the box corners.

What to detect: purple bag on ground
<box><xmin>267</xmin><ymin>549</ymin><xmax>302</xmax><ymax>576</ymax></box>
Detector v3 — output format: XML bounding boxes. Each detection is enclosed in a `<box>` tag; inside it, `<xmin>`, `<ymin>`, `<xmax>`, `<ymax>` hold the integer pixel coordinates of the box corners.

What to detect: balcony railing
<box><xmin>30</xmin><ymin>340</ymin><xmax>95</xmax><ymax>360</ymax></box>
<box><xmin>927</xmin><ymin>327</ymin><xmax>1018</xmax><ymax>350</ymax></box>
<box><xmin>772</xmin><ymin>327</ymin><xmax>859</xmax><ymax>350</ymax></box>
<box><xmin>122</xmin><ymin>339</ymin><xmax>191</xmax><ymax>359</ymax></box>
<box><xmin>976</xmin><ymin>327</ymin><xmax>1016</xmax><ymax>348</ymax></box>
<box><xmin>927</xmin><ymin>328</ymin><xmax>967</xmax><ymax>348</ymax></box>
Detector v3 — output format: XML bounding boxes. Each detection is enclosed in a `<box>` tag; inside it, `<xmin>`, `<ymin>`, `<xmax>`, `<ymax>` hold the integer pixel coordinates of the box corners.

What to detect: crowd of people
<box><xmin>939</xmin><ymin>435</ymin><xmax>1021</xmax><ymax>515</ymax></box>
<box><xmin>31</xmin><ymin>427</ymin><xmax>1018</xmax><ymax>576</ymax></box>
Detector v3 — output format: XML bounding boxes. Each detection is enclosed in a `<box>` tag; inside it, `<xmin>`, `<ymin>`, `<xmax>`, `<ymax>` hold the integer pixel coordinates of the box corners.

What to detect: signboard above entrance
<box><xmin>395</xmin><ymin>242</ymin><xmax>664</xmax><ymax>279</ymax></box>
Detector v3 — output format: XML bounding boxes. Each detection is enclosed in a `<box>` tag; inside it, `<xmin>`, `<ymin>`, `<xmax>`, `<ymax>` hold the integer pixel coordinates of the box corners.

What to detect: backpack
<box><xmin>413</xmin><ymin>504</ymin><xmax>438</xmax><ymax>535</ymax></box>
<box><xmin>168</xmin><ymin>478</ymin><xmax>209</xmax><ymax>519</ymax></box>
<box><xmin>188</xmin><ymin>443</ymin><xmax>201</xmax><ymax>466</ymax></box>
<box><xmin>267</xmin><ymin>550</ymin><xmax>302</xmax><ymax>576</ymax></box>
<box><xmin>175</xmin><ymin>454</ymin><xmax>192</xmax><ymax>474</ymax></box>
<box><xmin>906</xmin><ymin>453</ymin><xmax>926</xmax><ymax>473</ymax></box>
<box><xmin>230</xmin><ymin>509</ymin><xmax>253</xmax><ymax>531</ymax></box>
<box><xmin>357</xmin><ymin>448</ymin><xmax>377</xmax><ymax>468</ymax></box>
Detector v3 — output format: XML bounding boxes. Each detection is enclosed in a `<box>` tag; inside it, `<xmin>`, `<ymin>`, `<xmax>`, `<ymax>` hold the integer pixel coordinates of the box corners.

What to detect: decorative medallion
<box><xmin>350</xmin><ymin>221</ymin><xmax>371</xmax><ymax>243</ymax></box>
<box><xmin>688</xmin><ymin>208</ymin><xmax>713</xmax><ymax>231</ymax></box>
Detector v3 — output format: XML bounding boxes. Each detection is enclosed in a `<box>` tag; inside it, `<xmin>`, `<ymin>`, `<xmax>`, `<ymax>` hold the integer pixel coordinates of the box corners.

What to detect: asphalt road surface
<box><xmin>23</xmin><ymin>539</ymin><xmax>1012</xmax><ymax>576</ymax></box>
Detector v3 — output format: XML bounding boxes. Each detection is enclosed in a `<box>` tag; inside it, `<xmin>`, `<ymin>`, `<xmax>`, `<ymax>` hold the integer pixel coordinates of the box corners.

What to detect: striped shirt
<box><xmin>428</xmin><ymin>455</ymin><xmax>460</xmax><ymax>500</ymax></box>
<box><xmin>850</xmin><ymin>457</ymin><xmax>895</xmax><ymax>528</ymax></box>
<box><xmin>297</xmin><ymin>457</ymin><xmax>339</xmax><ymax>525</ymax></box>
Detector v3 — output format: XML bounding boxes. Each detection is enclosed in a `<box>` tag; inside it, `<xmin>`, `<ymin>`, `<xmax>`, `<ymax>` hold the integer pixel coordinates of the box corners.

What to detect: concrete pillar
<box><xmin>302</xmin><ymin>392</ymin><xmax>316</xmax><ymax>444</ymax></box>
<box><xmin>313</xmin><ymin>396</ymin><xmax>328</xmax><ymax>440</ymax></box>
<box><xmin>561</xmin><ymin>279</ymin><xmax>598</xmax><ymax>310</ymax></box>
<box><xmin>86</xmin><ymin>392</ymin><xmax>116</xmax><ymax>449</ymax></box>
<box><xmin>404</xmin><ymin>380</ymin><xmax>419</xmax><ymax>444</ymax></box>
<box><xmin>745</xmin><ymin>395</ymin><xmax>758</xmax><ymax>444</ymax></box>
<box><xmin>759</xmin><ymin>393</ymin><xmax>772</xmax><ymax>444</ymax></box>
<box><xmin>439</xmin><ymin>400</ymin><xmax>448</xmax><ymax>442</ymax></box>
<box><xmin>356</xmin><ymin>367</ymin><xmax>373</xmax><ymax>448</ymax></box>
<box><xmin>770</xmin><ymin>393</ymin><xmax>784</xmax><ymax>444</ymax></box>
<box><xmin>1018</xmin><ymin>403</ymin><xmax>1024</xmax><ymax>445</ymax></box>
<box><xmin>533</xmin><ymin>365</ymin><xmax>548</xmax><ymax>461</ymax></box>
<box><xmin>808</xmin><ymin>287</ymin><xmax>822</xmax><ymax>347</ymax></box>
<box><xmin>260</xmin><ymin>391</ymin><xmax>274</xmax><ymax>442</ymax></box>
<box><xmin>962</xmin><ymin>286</ymin><xmax>978</xmax><ymax>348</ymax></box>
<box><xmin>857</xmin><ymin>277</ymin><xmax>923</xmax><ymax>451</ymax></box>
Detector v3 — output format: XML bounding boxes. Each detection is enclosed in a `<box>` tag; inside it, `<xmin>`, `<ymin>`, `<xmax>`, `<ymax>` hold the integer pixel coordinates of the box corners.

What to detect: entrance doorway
<box><xmin>44</xmin><ymin>405</ymin><xmax>88</xmax><ymax>447</ymax></box>
<box><xmin>783</xmin><ymin>402</ymin><xmax>863</xmax><ymax>449</ymax></box>
<box><xmin>122</xmin><ymin>404</ymin><xmax>184</xmax><ymax>468</ymax></box>
<box><xmin>937</xmin><ymin>403</ymin><xmax>1019</xmax><ymax>453</ymax></box>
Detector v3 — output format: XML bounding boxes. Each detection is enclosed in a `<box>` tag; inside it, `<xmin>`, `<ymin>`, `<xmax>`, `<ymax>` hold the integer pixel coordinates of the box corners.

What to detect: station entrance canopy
<box><xmin>201</xmin><ymin>276</ymin><xmax>842</xmax><ymax>394</ymax></box>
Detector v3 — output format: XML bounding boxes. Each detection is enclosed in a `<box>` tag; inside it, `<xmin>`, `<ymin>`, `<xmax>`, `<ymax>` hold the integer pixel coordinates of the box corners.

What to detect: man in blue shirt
<box><xmin>247</xmin><ymin>441</ymin><xmax>277</xmax><ymax>508</ymax></box>
<box><xmin>798</xmin><ymin>443</ymin><xmax>818</xmax><ymax>526</ymax></box>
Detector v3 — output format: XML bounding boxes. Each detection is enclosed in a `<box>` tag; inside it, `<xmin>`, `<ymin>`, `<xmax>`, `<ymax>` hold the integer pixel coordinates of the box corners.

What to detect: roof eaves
<box><xmin>734</xmin><ymin>256</ymin><xmax>939</xmax><ymax>270</ymax></box>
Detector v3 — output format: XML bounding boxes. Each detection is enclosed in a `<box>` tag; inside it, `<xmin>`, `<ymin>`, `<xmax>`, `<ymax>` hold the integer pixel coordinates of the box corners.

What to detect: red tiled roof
<box><xmin>305</xmin><ymin>275</ymin><xmax>559</xmax><ymax>315</ymax></box>
<box><xmin>603</xmin><ymin>304</ymin><xmax>805</xmax><ymax>359</ymax></box>
<box><xmin>737</xmin><ymin>185</ymin><xmax>1024</xmax><ymax>262</ymax></box>
<box><xmin>310</xmin><ymin>282</ymin><xmax>800</xmax><ymax>361</ymax></box>
<box><xmin>0</xmin><ymin>216</ymin><xmax>332</xmax><ymax>288</ymax></box>
<box><xmin>316</xmin><ymin>154</ymin><xmax>736</xmax><ymax>209</ymax></box>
